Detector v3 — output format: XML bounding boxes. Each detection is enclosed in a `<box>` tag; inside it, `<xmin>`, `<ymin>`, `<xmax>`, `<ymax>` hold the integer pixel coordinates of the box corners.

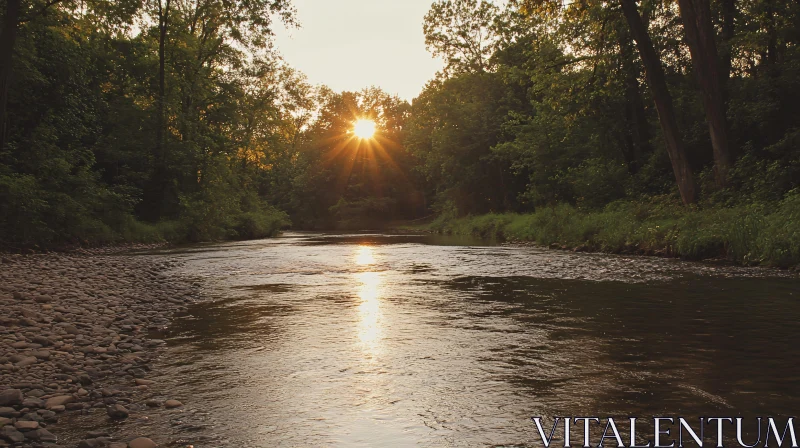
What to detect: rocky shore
<box><xmin>0</xmin><ymin>248</ymin><xmax>201</xmax><ymax>448</ymax></box>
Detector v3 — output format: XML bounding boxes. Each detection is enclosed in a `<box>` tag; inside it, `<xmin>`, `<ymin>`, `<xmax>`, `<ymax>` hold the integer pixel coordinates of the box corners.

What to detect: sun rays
<box><xmin>353</xmin><ymin>119</ymin><xmax>376</xmax><ymax>139</ymax></box>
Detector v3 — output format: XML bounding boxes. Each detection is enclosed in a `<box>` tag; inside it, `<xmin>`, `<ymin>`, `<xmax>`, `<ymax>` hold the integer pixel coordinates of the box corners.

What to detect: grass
<box><xmin>418</xmin><ymin>192</ymin><xmax>800</xmax><ymax>268</ymax></box>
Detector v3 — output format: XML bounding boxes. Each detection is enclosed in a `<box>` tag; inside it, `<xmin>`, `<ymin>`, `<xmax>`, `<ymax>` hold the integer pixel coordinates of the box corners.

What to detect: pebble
<box><xmin>0</xmin><ymin>390</ymin><xmax>22</xmax><ymax>407</ymax></box>
<box><xmin>13</xmin><ymin>421</ymin><xmax>38</xmax><ymax>431</ymax></box>
<box><xmin>106</xmin><ymin>404</ymin><xmax>129</xmax><ymax>420</ymax></box>
<box><xmin>0</xmin><ymin>248</ymin><xmax>203</xmax><ymax>447</ymax></box>
<box><xmin>0</xmin><ymin>426</ymin><xmax>24</xmax><ymax>443</ymax></box>
<box><xmin>128</xmin><ymin>437</ymin><xmax>158</xmax><ymax>448</ymax></box>
<box><xmin>44</xmin><ymin>395</ymin><xmax>73</xmax><ymax>409</ymax></box>
<box><xmin>164</xmin><ymin>399</ymin><xmax>183</xmax><ymax>409</ymax></box>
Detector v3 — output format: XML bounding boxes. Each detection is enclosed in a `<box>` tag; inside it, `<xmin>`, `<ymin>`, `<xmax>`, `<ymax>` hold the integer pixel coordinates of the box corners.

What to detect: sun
<box><xmin>353</xmin><ymin>119</ymin><xmax>376</xmax><ymax>139</ymax></box>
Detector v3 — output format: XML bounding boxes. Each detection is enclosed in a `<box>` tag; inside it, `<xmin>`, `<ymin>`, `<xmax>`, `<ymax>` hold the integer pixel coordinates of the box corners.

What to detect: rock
<box><xmin>164</xmin><ymin>399</ymin><xmax>183</xmax><ymax>409</ymax></box>
<box><xmin>78</xmin><ymin>438</ymin><xmax>112</xmax><ymax>448</ymax></box>
<box><xmin>128</xmin><ymin>437</ymin><xmax>157</xmax><ymax>448</ymax></box>
<box><xmin>86</xmin><ymin>431</ymin><xmax>111</xmax><ymax>438</ymax></box>
<box><xmin>14</xmin><ymin>420</ymin><xmax>38</xmax><ymax>431</ymax></box>
<box><xmin>134</xmin><ymin>379</ymin><xmax>154</xmax><ymax>386</ymax></box>
<box><xmin>0</xmin><ymin>409</ymin><xmax>15</xmax><ymax>418</ymax></box>
<box><xmin>24</xmin><ymin>428</ymin><xmax>56</xmax><ymax>443</ymax></box>
<box><xmin>0</xmin><ymin>417</ymin><xmax>10</xmax><ymax>427</ymax></box>
<box><xmin>49</xmin><ymin>405</ymin><xmax>65</xmax><ymax>412</ymax></box>
<box><xmin>145</xmin><ymin>399</ymin><xmax>160</xmax><ymax>407</ymax></box>
<box><xmin>14</xmin><ymin>356</ymin><xmax>37</xmax><ymax>367</ymax></box>
<box><xmin>106</xmin><ymin>404</ymin><xmax>129</xmax><ymax>420</ymax></box>
<box><xmin>36</xmin><ymin>409</ymin><xmax>57</xmax><ymax>422</ymax></box>
<box><xmin>109</xmin><ymin>443</ymin><xmax>128</xmax><ymax>448</ymax></box>
<box><xmin>44</xmin><ymin>395</ymin><xmax>73</xmax><ymax>409</ymax></box>
<box><xmin>0</xmin><ymin>390</ymin><xmax>22</xmax><ymax>407</ymax></box>
<box><xmin>31</xmin><ymin>336</ymin><xmax>53</xmax><ymax>346</ymax></box>
<box><xmin>31</xmin><ymin>350</ymin><xmax>51</xmax><ymax>360</ymax></box>
<box><xmin>0</xmin><ymin>426</ymin><xmax>24</xmax><ymax>444</ymax></box>
<box><xmin>22</xmin><ymin>397</ymin><xmax>44</xmax><ymax>409</ymax></box>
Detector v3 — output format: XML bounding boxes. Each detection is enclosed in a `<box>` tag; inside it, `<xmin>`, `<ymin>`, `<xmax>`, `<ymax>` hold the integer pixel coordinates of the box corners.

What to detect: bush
<box><xmin>422</xmin><ymin>194</ymin><xmax>800</xmax><ymax>268</ymax></box>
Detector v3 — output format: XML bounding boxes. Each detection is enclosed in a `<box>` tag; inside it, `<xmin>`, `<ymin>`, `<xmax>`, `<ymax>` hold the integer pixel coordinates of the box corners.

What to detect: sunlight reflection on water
<box><xmin>356</xmin><ymin>269</ymin><xmax>383</xmax><ymax>355</ymax></box>
<box><xmin>64</xmin><ymin>232</ymin><xmax>798</xmax><ymax>448</ymax></box>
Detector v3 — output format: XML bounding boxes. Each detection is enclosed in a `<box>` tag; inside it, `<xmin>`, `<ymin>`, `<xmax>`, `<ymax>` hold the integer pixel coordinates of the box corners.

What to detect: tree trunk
<box><xmin>719</xmin><ymin>0</ymin><xmax>735</xmax><ymax>88</ymax></box>
<box><xmin>152</xmin><ymin>0</ymin><xmax>171</xmax><ymax>218</ymax></box>
<box><xmin>620</xmin><ymin>0</ymin><xmax>697</xmax><ymax>204</ymax></box>
<box><xmin>619</xmin><ymin>29</ymin><xmax>653</xmax><ymax>174</ymax></box>
<box><xmin>677</xmin><ymin>0</ymin><xmax>733</xmax><ymax>188</ymax></box>
<box><xmin>0</xmin><ymin>0</ymin><xmax>21</xmax><ymax>151</ymax></box>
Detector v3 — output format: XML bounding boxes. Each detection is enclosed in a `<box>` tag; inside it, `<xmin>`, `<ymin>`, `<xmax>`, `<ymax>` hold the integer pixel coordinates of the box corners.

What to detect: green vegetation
<box><xmin>423</xmin><ymin>192</ymin><xmax>800</xmax><ymax>267</ymax></box>
<box><xmin>0</xmin><ymin>0</ymin><xmax>798</xmax><ymax>267</ymax></box>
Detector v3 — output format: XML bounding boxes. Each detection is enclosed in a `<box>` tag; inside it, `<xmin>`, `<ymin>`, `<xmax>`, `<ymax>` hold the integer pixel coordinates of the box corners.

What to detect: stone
<box><xmin>109</xmin><ymin>443</ymin><xmax>128</xmax><ymax>448</ymax></box>
<box><xmin>25</xmin><ymin>428</ymin><xmax>56</xmax><ymax>443</ymax></box>
<box><xmin>14</xmin><ymin>356</ymin><xmax>37</xmax><ymax>367</ymax></box>
<box><xmin>0</xmin><ymin>409</ymin><xmax>15</xmax><ymax>418</ymax></box>
<box><xmin>14</xmin><ymin>420</ymin><xmax>38</xmax><ymax>431</ymax></box>
<box><xmin>0</xmin><ymin>390</ymin><xmax>22</xmax><ymax>407</ymax></box>
<box><xmin>0</xmin><ymin>426</ymin><xmax>24</xmax><ymax>444</ymax></box>
<box><xmin>164</xmin><ymin>399</ymin><xmax>183</xmax><ymax>409</ymax></box>
<box><xmin>49</xmin><ymin>405</ymin><xmax>65</xmax><ymax>412</ymax></box>
<box><xmin>22</xmin><ymin>397</ymin><xmax>44</xmax><ymax>409</ymax></box>
<box><xmin>106</xmin><ymin>404</ymin><xmax>129</xmax><ymax>420</ymax></box>
<box><xmin>78</xmin><ymin>438</ymin><xmax>112</xmax><ymax>448</ymax></box>
<box><xmin>86</xmin><ymin>431</ymin><xmax>111</xmax><ymax>438</ymax></box>
<box><xmin>36</xmin><ymin>409</ymin><xmax>57</xmax><ymax>422</ymax></box>
<box><xmin>134</xmin><ymin>379</ymin><xmax>154</xmax><ymax>386</ymax></box>
<box><xmin>31</xmin><ymin>350</ymin><xmax>51</xmax><ymax>360</ymax></box>
<box><xmin>44</xmin><ymin>395</ymin><xmax>73</xmax><ymax>409</ymax></box>
<box><xmin>0</xmin><ymin>418</ymin><xmax>10</xmax><ymax>427</ymax></box>
<box><xmin>128</xmin><ymin>437</ymin><xmax>158</xmax><ymax>448</ymax></box>
<box><xmin>145</xmin><ymin>399</ymin><xmax>160</xmax><ymax>407</ymax></box>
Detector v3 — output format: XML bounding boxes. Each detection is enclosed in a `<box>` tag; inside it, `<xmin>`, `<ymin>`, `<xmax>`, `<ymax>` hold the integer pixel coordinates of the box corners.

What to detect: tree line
<box><xmin>0</xmin><ymin>0</ymin><xmax>798</xmax><ymax>251</ymax></box>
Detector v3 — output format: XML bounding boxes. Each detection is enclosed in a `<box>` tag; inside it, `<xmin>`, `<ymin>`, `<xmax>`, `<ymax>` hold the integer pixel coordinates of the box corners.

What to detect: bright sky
<box><xmin>273</xmin><ymin>0</ymin><xmax>444</xmax><ymax>101</ymax></box>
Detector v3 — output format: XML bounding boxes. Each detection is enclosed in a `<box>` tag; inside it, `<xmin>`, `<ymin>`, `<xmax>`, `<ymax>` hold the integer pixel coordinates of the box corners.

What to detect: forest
<box><xmin>0</xmin><ymin>0</ymin><xmax>798</xmax><ymax>267</ymax></box>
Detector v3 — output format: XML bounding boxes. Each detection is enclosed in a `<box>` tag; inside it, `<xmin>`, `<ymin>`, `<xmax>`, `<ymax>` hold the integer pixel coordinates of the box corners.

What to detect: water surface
<box><xmin>105</xmin><ymin>232</ymin><xmax>800</xmax><ymax>446</ymax></box>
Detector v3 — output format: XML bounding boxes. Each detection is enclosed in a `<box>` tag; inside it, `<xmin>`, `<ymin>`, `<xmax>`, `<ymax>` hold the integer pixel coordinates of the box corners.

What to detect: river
<box><xmin>74</xmin><ymin>232</ymin><xmax>800</xmax><ymax>447</ymax></box>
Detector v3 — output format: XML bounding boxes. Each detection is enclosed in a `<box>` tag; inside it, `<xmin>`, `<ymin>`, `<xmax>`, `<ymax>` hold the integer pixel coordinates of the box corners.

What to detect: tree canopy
<box><xmin>0</xmin><ymin>0</ymin><xmax>798</xmax><ymax>252</ymax></box>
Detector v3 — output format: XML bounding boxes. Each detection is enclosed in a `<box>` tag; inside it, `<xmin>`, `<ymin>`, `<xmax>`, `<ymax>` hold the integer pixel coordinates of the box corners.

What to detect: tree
<box><xmin>619</xmin><ymin>0</ymin><xmax>697</xmax><ymax>204</ymax></box>
<box><xmin>423</xmin><ymin>0</ymin><xmax>500</xmax><ymax>75</ymax></box>
<box><xmin>677</xmin><ymin>0</ymin><xmax>733</xmax><ymax>187</ymax></box>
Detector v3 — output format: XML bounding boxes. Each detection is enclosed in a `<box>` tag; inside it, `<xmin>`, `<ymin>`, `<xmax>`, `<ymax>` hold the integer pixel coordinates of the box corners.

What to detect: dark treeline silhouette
<box><xmin>0</xmin><ymin>0</ymin><xmax>798</xmax><ymax>264</ymax></box>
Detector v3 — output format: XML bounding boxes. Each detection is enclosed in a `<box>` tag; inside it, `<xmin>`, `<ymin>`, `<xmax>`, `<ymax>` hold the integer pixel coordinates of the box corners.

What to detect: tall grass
<box><xmin>423</xmin><ymin>192</ymin><xmax>800</xmax><ymax>268</ymax></box>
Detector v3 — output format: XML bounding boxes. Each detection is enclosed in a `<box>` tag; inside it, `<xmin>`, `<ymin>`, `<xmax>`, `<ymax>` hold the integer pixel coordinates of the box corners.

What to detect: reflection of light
<box><xmin>356</xmin><ymin>271</ymin><xmax>382</xmax><ymax>349</ymax></box>
<box><xmin>355</xmin><ymin>246</ymin><xmax>375</xmax><ymax>265</ymax></box>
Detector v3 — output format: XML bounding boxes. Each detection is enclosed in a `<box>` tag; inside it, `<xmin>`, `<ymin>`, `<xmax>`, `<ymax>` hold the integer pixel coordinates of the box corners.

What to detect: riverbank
<box><xmin>0</xmin><ymin>247</ymin><xmax>203</xmax><ymax>447</ymax></box>
<box><xmin>416</xmin><ymin>197</ymin><xmax>800</xmax><ymax>269</ymax></box>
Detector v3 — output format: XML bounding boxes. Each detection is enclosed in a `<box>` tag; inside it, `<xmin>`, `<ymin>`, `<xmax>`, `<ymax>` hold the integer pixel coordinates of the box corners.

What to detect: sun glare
<box><xmin>353</xmin><ymin>119</ymin><xmax>376</xmax><ymax>139</ymax></box>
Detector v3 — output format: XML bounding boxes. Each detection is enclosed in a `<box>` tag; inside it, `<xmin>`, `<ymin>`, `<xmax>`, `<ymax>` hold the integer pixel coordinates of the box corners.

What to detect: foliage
<box><xmin>424</xmin><ymin>193</ymin><xmax>800</xmax><ymax>267</ymax></box>
<box><xmin>1</xmin><ymin>0</ymin><xmax>798</xmax><ymax>265</ymax></box>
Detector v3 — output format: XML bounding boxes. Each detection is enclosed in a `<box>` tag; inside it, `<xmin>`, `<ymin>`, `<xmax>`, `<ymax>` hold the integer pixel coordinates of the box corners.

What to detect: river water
<box><xmin>85</xmin><ymin>232</ymin><xmax>800</xmax><ymax>447</ymax></box>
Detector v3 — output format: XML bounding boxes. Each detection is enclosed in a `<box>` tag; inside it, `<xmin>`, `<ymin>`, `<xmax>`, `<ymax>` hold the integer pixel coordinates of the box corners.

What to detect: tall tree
<box><xmin>620</xmin><ymin>0</ymin><xmax>697</xmax><ymax>204</ymax></box>
<box><xmin>424</xmin><ymin>0</ymin><xmax>500</xmax><ymax>75</ymax></box>
<box><xmin>0</xmin><ymin>0</ymin><xmax>21</xmax><ymax>151</ymax></box>
<box><xmin>677</xmin><ymin>0</ymin><xmax>733</xmax><ymax>187</ymax></box>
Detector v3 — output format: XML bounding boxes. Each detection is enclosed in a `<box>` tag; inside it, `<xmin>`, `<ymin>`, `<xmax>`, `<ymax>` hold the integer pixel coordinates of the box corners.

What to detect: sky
<box><xmin>273</xmin><ymin>0</ymin><xmax>444</xmax><ymax>101</ymax></box>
